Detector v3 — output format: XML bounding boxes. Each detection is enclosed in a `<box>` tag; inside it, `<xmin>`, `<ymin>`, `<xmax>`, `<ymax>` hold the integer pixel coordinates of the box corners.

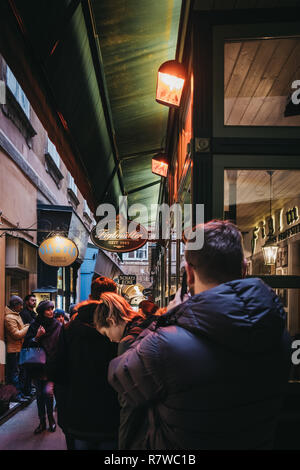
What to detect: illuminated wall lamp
<box><xmin>152</xmin><ymin>153</ymin><xmax>168</xmax><ymax>178</ymax></box>
<box><xmin>156</xmin><ymin>60</ymin><xmax>186</xmax><ymax>108</ymax></box>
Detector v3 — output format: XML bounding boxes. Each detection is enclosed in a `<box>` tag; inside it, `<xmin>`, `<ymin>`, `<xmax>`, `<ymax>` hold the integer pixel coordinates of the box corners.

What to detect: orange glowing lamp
<box><xmin>152</xmin><ymin>153</ymin><xmax>169</xmax><ymax>178</ymax></box>
<box><xmin>156</xmin><ymin>60</ymin><xmax>185</xmax><ymax>108</ymax></box>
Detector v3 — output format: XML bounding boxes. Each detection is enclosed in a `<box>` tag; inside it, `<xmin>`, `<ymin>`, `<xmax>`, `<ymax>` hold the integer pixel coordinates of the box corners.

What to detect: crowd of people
<box><xmin>3</xmin><ymin>220</ymin><xmax>292</xmax><ymax>450</ymax></box>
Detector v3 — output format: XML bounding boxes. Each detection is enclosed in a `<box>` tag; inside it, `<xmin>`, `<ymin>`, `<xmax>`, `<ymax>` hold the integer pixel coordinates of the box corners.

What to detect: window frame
<box><xmin>68</xmin><ymin>172</ymin><xmax>78</xmax><ymax>196</ymax></box>
<box><xmin>213</xmin><ymin>21</ymin><xmax>300</xmax><ymax>139</ymax></box>
<box><xmin>6</xmin><ymin>65</ymin><xmax>30</xmax><ymax>119</ymax></box>
<box><xmin>123</xmin><ymin>244</ymin><xmax>148</xmax><ymax>261</ymax></box>
<box><xmin>213</xmin><ymin>154</ymin><xmax>300</xmax><ymax>219</ymax></box>
<box><xmin>46</xmin><ymin>137</ymin><xmax>61</xmax><ymax>169</ymax></box>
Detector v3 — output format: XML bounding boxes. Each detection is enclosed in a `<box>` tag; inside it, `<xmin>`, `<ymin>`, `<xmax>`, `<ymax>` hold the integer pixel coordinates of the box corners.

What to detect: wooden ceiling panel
<box><xmin>225</xmin><ymin>37</ymin><xmax>300</xmax><ymax>126</ymax></box>
<box><xmin>224</xmin><ymin>170</ymin><xmax>300</xmax><ymax>233</ymax></box>
<box><xmin>194</xmin><ymin>0</ymin><xmax>300</xmax><ymax>10</ymax></box>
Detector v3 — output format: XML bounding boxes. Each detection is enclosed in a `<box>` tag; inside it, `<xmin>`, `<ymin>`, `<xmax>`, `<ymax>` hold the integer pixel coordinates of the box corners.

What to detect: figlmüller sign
<box><xmin>90</xmin><ymin>217</ymin><xmax>148</xmax><ymax>253</ymax></box>
<box><xmin>39</xmin><ymin>235</ymin><xmax>78</xmax><ymax>267</ymax></box>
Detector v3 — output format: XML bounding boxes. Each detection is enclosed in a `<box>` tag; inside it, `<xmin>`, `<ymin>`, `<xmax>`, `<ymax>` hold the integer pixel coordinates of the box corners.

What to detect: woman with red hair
<box><xmin>94</xmin><ymin>292</ymin><xmax>165</xmax><ymax>449</ymax></box>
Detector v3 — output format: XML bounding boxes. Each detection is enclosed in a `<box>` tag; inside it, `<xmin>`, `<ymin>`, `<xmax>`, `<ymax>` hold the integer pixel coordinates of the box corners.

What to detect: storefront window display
<box><xmin>224</xmin><ymin>168</ymin><xmax>300</xmax><ymax>337</ymax></box>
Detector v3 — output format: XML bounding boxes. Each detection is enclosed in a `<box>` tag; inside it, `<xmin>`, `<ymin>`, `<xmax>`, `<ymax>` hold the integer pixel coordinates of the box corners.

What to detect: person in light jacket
<box><xmin>4</xmin><ymin>295</ymin><xmax>30</xmax><ymax>402</ymax></box>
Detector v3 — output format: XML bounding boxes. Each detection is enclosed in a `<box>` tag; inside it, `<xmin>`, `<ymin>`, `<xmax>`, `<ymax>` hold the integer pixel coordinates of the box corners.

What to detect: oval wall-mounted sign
<box><xmin>39</xmin><ymin>236</ymin><xmax>78</xmax><ymax>267</ymax></box>
<box><xmin>90</xmin><ymin>217</ymin><xmax>148</xmax><ymax>253</ymax></box>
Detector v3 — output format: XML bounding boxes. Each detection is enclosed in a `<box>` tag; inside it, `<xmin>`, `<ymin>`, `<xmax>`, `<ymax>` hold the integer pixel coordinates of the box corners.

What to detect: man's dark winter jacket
<box><xmin>108</xmin><ymin>278</ymin><xmax>291</xmax><ymax>450</ymax></box>
<box><xmin>20</xmin><ymin>307</ymin><xmax>36</xmax><ymax>325</ymax></box>
<box><xmin>47</xmin><ymin>314</ymin><xmax>120</xmax><ymax>441</ymax></box>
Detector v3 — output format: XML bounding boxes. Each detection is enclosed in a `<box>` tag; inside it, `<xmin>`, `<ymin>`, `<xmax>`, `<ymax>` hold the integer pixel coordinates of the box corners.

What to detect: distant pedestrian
<box><xmin>138</xmin><ymin>300</ymin><xmax>159</xmax><ymax>316</ymax></box>
<box><xmin>20</xmin><ymin>294</ymin><xmax>36</xmax><ymax>325</ymax></box>
<box><xmin>68</xmin><ymin>303</ymin><xmax>78</xmax><ymax>320</ymax></box>
<box><xmin>89</xmin><ymin>275</ymin><xmax>117</xmax><ymax>300</ymax></box>
<box><xmin>54</xmin><ymin>309</ymin><xmax>68</xmax><ymax>325</ymax></box>
<box><xmin>23</xmin><ymin>300</ymin><xmax>62</xmax><ymax>434</ymax></box>
<box><xmin>4</xmin><ymin>296</ymin><xmax>30</xmax><ymax>403</ymax></box>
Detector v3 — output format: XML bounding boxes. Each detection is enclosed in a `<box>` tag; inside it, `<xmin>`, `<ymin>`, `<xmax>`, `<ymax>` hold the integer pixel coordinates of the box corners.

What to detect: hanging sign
<box><xmin>90</xmin><ymin>215</ymin><xmax>148</xmax><ymax>253</ymax></box>
<box><xmin>119</xmin><ymin>274</ymin><xmax>137</xmax><ymax>285</ymax></box>
<box><xmin>39</xmin><ymin>235</ymin><xmax>78</xmax><ymax>267</ymax></box>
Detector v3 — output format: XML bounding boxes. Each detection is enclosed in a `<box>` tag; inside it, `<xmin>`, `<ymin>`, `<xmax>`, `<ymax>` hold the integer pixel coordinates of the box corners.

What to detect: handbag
<box><xmin>19</xmin><ymin>347</ymin><xmax>46</xmax><ymax>365</ymax></box>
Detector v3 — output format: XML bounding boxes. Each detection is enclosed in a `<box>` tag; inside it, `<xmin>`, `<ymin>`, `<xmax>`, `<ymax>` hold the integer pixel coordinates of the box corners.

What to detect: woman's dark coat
<box><xmin>117</xmin><ymin>314</ymin><xmax>158</xmax><ymax>450</ymax></box>
<box><xmin>108</xmin><ymin>278</ymin><xmax>292</xmax><ymax>450</ymax></box>
<box><xmin>23</xmin><ymin>315</ymin><xmax>62</xmax><ymax>379</ymax></box>
<box><xmin>47</xmin><ymin>310</ymin><xmax>120</xmax><ymax>441</ymax></box>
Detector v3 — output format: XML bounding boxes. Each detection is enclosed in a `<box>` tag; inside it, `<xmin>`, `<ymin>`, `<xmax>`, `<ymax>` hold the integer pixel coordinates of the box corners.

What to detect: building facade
<box><xmin>0</xmin><ymin>55</ymin><xmax>94</xmax><ymax>381</ymax></box>
<box><xmin>153</xmin><ymin>2</ymin><xmax>300</xmax><ymax>334</ymax></box>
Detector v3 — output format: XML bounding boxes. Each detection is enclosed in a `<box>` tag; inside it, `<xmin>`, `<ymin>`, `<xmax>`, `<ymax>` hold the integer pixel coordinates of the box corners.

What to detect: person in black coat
<box><xmin>93</xmin><ymin>292</ymin><xmax>166</xmax><ymax>449</ymax></box>
<box><xmin>107</xmin><ymin>220</ymin><xmax>291</xmax><ymax>450</ymax></box>
<box><xmin>47</xmin><ymin>300</ymin><xmax>120</xmax><ymax>450</ymax></box>
<box><xmin>23</xmin><ymin>300</ymin><xmax>62</xmax><ymax>434</ymax></box>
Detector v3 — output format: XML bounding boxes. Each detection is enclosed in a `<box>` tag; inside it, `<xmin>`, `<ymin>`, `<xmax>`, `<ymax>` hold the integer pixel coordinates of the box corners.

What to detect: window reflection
<box><xmin>224</xmin><ymin>37</ymin><xmax>300</xmax><ymax>127</ymax></box>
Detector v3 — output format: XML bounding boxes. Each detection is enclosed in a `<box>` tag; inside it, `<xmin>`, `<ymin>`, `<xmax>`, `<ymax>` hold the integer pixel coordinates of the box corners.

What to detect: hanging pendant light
<box><xmin>156</xmin><ymin>60</ymin><xmax>186</xmax><ymax>108</ymax></box>
<box><xmin>262</xmin><ymin>171</ymin><xmax>278</xmax><ymax>265</ymax></box>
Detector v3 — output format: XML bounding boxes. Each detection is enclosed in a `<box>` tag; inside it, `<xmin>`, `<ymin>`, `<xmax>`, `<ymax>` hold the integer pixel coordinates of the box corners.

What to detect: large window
<box><xmin>224</xmin><ymin>169</ymin><xmax>300</xmax><ymax>272</ymax></box>
<box><xmin>123</xmin><ymin>244</ymin><xmax>148</xmax><ymax>261</ymax></box>
<box><xmin>224</xmin><ymin>168</ymin><xmax>300</xmax><ymax>337</ymax></box>
<box><xmin>224</xmin><ymin>37</ymin><xmax>300</xmax><ymax>127</ymax></box>
<box><xmin>46</xmin><ymin>137</ymin><xmax>61</xmax><ymax>168</ymax></box>
<box><xmin>213</xmin><ymin>22</ymin><xmax>300</xmax><ymax>138</ymax></box>
<box><xmin>6</xmin><ymin>65</ymin><xmax>30</xmax><ymax>118</ymax></box>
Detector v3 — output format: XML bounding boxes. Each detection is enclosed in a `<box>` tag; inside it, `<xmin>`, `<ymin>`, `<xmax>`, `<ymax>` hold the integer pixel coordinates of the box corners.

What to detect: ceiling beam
<box><xmin>82</xmin><ymin>0</ymin><xmax>125</xmax><ymax>197</ymax></box>
<box><xmin>127</xmin><ymin>180</ymin><xmax>161</xmax><ymax>195</ymax></box>
<box><xmin>48</xmin><ymin>0</ymin><xmax>82</xmax><ymax>57</ymax></box>
<box><xmin>120</xmin><ymin>148</ymin><xmax>163</xmax><ymax>161</ymax></box>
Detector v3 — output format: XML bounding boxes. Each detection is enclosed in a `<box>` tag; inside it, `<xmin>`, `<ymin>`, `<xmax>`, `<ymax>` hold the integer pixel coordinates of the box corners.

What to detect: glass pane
<box><xmin>6</xmin><ymin>66</ymin><xmax>17</xmax><ymax>96</ymax></box>
<box><xmin>56</xmin><ymin>295</ymin><xmax>63</xmax><ymax>309</ymax></box>
<box><xmin>6</xmin><ymin>66</ymin><xmax>30</xmax><ymax>118</ymax></box>
<box><xmin>57</xmin><ymin>268</ymin><xmax>63</xmax><ymax>290</ymax></box>
<box><xmin>224</xmin><ymin>169</ymin><xmax>300</xmax><ymax>275</ymax></box>
<box><xmin>224</xmin><ymin>37</ymin><xmax>300</xmax><ymax>126</ymax></box>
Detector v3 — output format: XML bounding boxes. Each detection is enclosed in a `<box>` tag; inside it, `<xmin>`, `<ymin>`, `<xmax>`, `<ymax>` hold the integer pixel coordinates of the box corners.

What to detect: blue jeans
<box><xmin>73</xmin><ymin>438</ymin><xmax>117</xmax><ymax>450</ymax></box>
<box><xmin>5</xmin><ymin>353</ymin><xmax>21</xmax><ymax>394</ymax></box>
<box><xmin>34</xmin><ymin>379</ymin><xmax>54</xmax><ymax>420</ymax></box>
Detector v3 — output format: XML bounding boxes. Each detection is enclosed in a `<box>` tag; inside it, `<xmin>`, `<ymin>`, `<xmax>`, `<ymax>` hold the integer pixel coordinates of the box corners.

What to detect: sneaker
<box><xmin>14</xmin><ymin>395</ymin><xmax>28</xmax><ymax>403</ymax></box>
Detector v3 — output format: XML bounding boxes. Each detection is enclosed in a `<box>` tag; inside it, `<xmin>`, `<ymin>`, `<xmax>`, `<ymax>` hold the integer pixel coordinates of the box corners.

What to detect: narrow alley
<box><xmin>0</xmin><ymin>401</ymin><xmax>66</xmax><ymax>450</ymax></box>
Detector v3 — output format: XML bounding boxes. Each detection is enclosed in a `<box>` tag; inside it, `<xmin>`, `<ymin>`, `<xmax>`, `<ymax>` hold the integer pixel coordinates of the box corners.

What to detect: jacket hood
<box><xmin>162</xmin><ymin>278</ymin><xmax>287</xmax><ymax>354</ymax></box>
<box><xmin>5</xmin><ymin>306</ymin><xmax>20</xmax><ymax>317</ymax></box>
